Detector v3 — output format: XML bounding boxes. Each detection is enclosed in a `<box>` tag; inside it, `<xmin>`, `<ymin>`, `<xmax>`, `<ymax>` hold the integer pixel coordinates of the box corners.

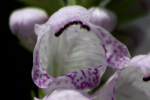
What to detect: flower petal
<box><xmin>92</xmin><ymin>72</ymin><xmax>119</xmax><ymax>100</ymax></box>
<box><xmin>32</xmin><ymin>6</ymin><xmax>107</xmax><ymax>91</ymax></box>
<box><xmin>91</xmin><ymin>25</ymin><xmax>130</xmax><ymax>69</ymax></box>
<box><xmin>35</xmin><ymin>89</ymin><xmax>90</xmax><ymax>100</ymax></box>
<box><xmin>129</xmin><ymin>54</ymin><xmax>150</xmax><ymax>80</ymax></box>
<box><xmin>116</xmin><ymin>65</ymin><xmax>150</xmax><ymax>100</ymax></box>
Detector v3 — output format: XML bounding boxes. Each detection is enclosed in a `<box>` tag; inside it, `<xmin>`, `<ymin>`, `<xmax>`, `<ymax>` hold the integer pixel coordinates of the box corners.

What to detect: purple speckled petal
<box><xmin>91</xmin><ymin>25</ymin><xmax>130</xmax><ymax>69</ymax></box>
<box><xmin>32</xmin><ymin>50</ymin><xmax>53</xmax><ymax>88</ymax></box>
<box><xmin>66</xmin><ymin>66</ymin><xmax>106</xmax><ymax>89</ymax></box>
<box><xmin>92</xmin><ymin>72</ymin><xmax>119</xmax><ymax>100</ymax></box>
<box><xmin>32</xmin><ymin>6</ymin><xmax>107</xmax><ymax>91</ymax></box>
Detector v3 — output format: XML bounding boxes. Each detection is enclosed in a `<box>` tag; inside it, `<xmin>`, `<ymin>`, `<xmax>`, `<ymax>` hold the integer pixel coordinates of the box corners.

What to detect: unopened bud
<box><xmin>9</xmin><ymin>7</ymin><xmax>48</xmax><ymax>51</ymax></box>
<box><xmin>89</xmin><ymin>7</ymin><xmax>117</xmax><ymax>32</ymax></box>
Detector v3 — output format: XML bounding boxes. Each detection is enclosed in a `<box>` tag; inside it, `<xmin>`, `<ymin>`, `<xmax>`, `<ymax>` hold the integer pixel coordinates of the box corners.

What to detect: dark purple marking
<box><xmin>55</xmin><ymin>20</ymin><xmax>90</xmax><ymax>37</ymax></box>
<box><xmin>106</xmin><ymin>39</ymin><xmax>112</xmax><ymax>44</ymax></box>
<box><xmin>143</xmin><ymin>76</ymin><xmax>150</xmax><ymax>82</ymax></box>
<box><xmin>102</xmin><ymin>44</ymin><xmax>107</xmax><ymax>54</ymax></box>
<box><xmin>81</xmin><ymin>70</ymin><xmax>86</xmax><ymax>78</ymax></box>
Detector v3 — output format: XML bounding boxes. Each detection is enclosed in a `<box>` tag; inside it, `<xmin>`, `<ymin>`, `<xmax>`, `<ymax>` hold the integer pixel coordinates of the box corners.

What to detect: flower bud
<box><xmin>89</xmin><ymin>7</ymin><xmax>117</xmax><ymax>32</ymax></box>
<box><xmin>9</xmin><ymin>7</ymin><xmax>48</xmax><ymax>51</ymax></box>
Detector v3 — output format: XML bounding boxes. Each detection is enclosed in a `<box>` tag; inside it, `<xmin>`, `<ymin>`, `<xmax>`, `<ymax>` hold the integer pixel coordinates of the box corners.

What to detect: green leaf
<box><xmin>22</xmin><ymin>0</ymin><xmax>65</xmax><ymax>15</ymax></box>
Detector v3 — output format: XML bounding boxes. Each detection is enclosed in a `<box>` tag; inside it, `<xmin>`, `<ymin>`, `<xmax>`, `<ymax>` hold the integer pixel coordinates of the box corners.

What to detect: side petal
<box><xmin>92</xmin><ymin>72</ymin><xmax>119</xmax><ymax>100</ymax></box>
<box><xmin>129</xmin><ymin>53</ymin><xmax>150</xmax><ymax>81</ymax></box>
<box><xmin>91</xmin><ymin>25</ymin><xmax>130</xmax><ymax>69</ymax></box>
<box><xmin>116</xmin><ymin>65</ymin><xmax>150</xmax><ymax>100</ymax></box>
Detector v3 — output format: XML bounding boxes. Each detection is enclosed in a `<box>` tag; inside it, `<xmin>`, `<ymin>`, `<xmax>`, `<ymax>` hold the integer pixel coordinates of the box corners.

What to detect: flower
<box><xmin>89</xmin><ymin>7</ymin><xmax>117</xmax><ymax>32</ymax></box>
<box><xmin>32</xmin><ymin>6</ymin><xmax>150</xmax><ymax>100</ymax></box>
<box><xmin>9</xmin><ymin>7</ymin><xmax>48</xmax><ymax>51</ymax></box>
<box><xmin>32</xmin><ymin>5</ymin><xmax>129</xmax><ymax>92</ymax></box>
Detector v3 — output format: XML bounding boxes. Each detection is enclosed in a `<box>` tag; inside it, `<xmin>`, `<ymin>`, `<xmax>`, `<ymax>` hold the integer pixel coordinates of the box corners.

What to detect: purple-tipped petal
<box><xmin>91</xmin><ymin>25</ymin><xmax>130</xmax><ymax>69</ymax></box>
<box><xmin>92</xmin><ymin>72</ymin><xmax>119</xmax><ymax>100</ymax></box>
<box><xmin>89</xmin><ymin>8</ymin><xmax>117</xmax><ymax>32</ymax></box>
<box><xmin>9</xmin><ymin>7</ymin><xmax>48</xmax><ymax>51</ymax></box>
<box><xmin>32</xmin><ymin>6</ymin><xmax>107</xmax><ymax>91</ymax></box>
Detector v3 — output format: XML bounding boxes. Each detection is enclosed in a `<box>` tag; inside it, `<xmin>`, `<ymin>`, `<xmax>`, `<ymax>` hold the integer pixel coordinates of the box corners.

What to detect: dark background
<box><xmin>6</xmin><ymin>0</ymin><xmax>38</xmax><ymax>100</ymax></box>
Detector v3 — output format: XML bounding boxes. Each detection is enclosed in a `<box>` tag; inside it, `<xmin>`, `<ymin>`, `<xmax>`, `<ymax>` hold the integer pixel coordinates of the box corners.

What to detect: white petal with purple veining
<box><xmin>91</xmin><ymin>25</ymin><xmax>130</xmax><ymax>69</ymax></box>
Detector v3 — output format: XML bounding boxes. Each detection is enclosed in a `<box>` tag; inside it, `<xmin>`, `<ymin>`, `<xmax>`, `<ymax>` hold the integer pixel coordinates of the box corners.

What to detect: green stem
<box><xmin>67</xmin><ymin>0</ymin><xmax>76</xmax><ymax>5</ymax></box>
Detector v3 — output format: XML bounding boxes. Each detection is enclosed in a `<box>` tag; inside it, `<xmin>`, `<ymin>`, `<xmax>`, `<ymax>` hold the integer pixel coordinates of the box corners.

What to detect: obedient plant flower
<box><xmin>89</xmin><ymin>7</ymin><xmax>117</xmax><ymax>32</ymax></box>
<box><xmin>32</xmin><ymin>5</ymin><xmax>129</xmax><ymax>92</ymax></box>
<box><xmin>9</xmin><ymin>7</ymin><xmax>48</xmax><ymax>51</ymax></box>
<box><xmin>32</xmin><ymin>5</ymin><xmax>149</xmax><ymax>100</ymax></box>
